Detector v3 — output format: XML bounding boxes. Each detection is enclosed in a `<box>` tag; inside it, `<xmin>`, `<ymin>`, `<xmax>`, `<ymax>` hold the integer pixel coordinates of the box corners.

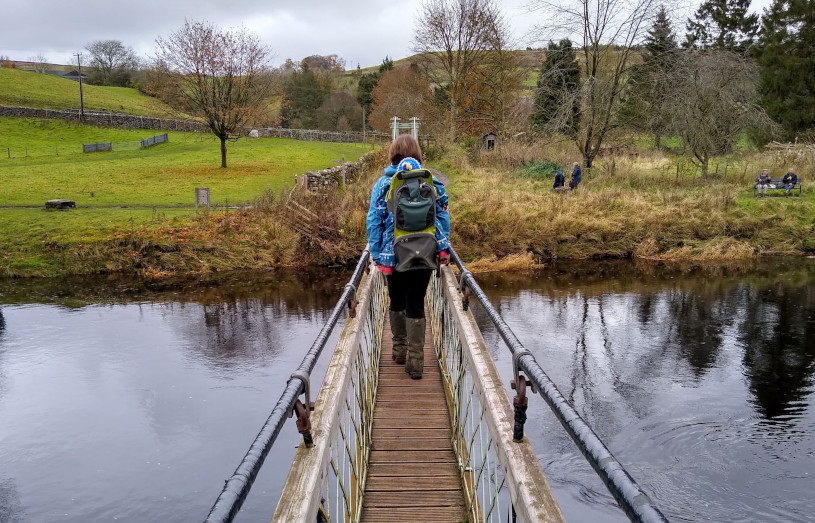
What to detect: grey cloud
<box><xmin>1</xmin><ymin>0</ymin><xmax>537</xmax><ymax>68</ymax></box>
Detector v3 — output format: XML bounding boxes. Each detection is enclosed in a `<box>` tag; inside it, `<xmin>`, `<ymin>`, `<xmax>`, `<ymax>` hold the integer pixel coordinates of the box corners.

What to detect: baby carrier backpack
<box><xmin>386</xmin><ymin>165</ymin><xmax>438</xmax><ymax>272</ymax></box>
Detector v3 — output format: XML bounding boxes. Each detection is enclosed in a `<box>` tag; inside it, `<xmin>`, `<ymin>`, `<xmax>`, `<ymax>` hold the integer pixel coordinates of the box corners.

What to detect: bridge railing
<box><xmin>428</xmin><ymin>265</ymin><xmax>565</xmax><ymax>522</ymax></box>
<box><xmin>271</xmin><ymin>263</ymin><xmax>387</xmax><ymax>521</ymax></box>
<box><xmin>448</xmin><ymin>247</ymin><xmax>669</xmax><ymax>523</ymax></box>
<box><xmin>204</xmin><ymin>249</ymin><xmax>372</xmax><ymax>523</ymax></box>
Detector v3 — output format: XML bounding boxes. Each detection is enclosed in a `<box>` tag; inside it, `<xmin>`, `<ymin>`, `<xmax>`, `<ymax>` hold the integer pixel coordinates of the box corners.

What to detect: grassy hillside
<box><xmin>351</xmin><ymin>50</ymin><xmax>544</xmax><ymax>90</ymax></box>
<box><xmin>0</xmin><ymin>117</ymin><xmax>374</xmax><ymax>276</ymax></box>
<box><xmin>0</xmin><ymin>67</ymin><xmax>177</xmax><ymax>117</ymax></box>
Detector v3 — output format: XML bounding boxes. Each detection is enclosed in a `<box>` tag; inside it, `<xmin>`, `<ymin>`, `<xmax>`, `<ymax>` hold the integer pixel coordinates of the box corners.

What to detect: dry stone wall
<box><xmin>295</xmin><ymin>152</ymin><xmax>377</xmax><ymax>192</ymax></box>
<box><xmin>0</xmin><ymin>106</ymin><xmax>207</xmax><ymax>132</ymax></box>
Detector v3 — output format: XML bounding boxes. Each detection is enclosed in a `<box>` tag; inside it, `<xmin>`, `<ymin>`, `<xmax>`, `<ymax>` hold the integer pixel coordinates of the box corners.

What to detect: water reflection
<box><xmin>2</xmin><ymin>260</ymin><xmax>813</xmax><ymax>522</ymax></box>
<box><xmin>0</xmin><ymin>268</ymin><xmax>351</xmax><ymax>523</ymax></box>
<box><xmin>472</xmin><ymin>258</ymin><xmax>815</xmax><ymax>521</ymax></box>
<box><xmin>740</xmin><ymin>284</ymin><xmax>815</xmax><ymax>422</ymax></box>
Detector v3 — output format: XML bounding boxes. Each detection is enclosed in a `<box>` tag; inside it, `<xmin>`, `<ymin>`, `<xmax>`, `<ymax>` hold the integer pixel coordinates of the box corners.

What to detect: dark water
<box><xmin>0</xmin><ymin>259</ymin><xmax>814</xmax><ymax>522</ymax></box>
<box><xmin>0</xmin><ymin>270</ymin><xmax>349</xmax><ymax>523</ymax></box>
<box><xmin>471</xmin><ymin>258</ymin><xmax>815</xmax><ymax>522</ymax></box>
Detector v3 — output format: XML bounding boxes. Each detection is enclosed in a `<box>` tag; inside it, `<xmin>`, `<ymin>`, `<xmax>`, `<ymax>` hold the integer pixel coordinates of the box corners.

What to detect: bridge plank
<box><xmin>374</xmin><ymin>438</ymin><xmax>451</xmax><ymax>451</ymax></box>
<box><xmin>360</xmin><ymin>506</ymin><xmax>466</xmax><ymax>522</ymax></box>
<box><xmin>368</xmin><ymin>462</ymin><xmax>459</xmax><ymax>477</ymax></box>
<box><xmin>368</xmin><ymin>450</ymin><xmax>457</xmax><ymax>463</ymax></box>
<box><xmin>373</xmin><ymin>428</ymin><xmax>450</xmax><ymax>439</ymax></box>
<box><xmin>365</xmin><ymin>475</ymin><xmax>461</xmax><ymax>491</ymax></box>
<box><xmin>361</xmin><ymin>315</ymin><xmax>466</xmax><ymax>522</ymax></box>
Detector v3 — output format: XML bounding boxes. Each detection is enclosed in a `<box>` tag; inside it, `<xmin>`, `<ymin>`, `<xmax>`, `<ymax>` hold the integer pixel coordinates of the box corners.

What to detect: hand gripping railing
<box><xmin>204</xmin><ymin>248</ymin><xmax>372</xmax><ymax>523</ymax></box>
<box><xmin>448</xmin><ymin>247</ymin><xmax>669</xmax><ymax>523</ymax></box>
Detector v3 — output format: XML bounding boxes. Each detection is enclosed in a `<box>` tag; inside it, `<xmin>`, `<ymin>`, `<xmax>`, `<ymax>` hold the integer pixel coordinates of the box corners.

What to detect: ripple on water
<box><xmin>613</xmin><ymin>412</ymin><xmax>815</xmax><ymax>522</ymax></box>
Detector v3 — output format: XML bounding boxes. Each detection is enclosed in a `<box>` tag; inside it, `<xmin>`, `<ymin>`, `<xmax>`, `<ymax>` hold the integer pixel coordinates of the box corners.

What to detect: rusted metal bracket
<box><xmin>459</xmin><ymin>272</ymin><xmax>471</xmax><ymax>311</ymax></box>
<box><xmin>510</xmin><ymin>349</ymin><xmax>535</xmax><ymax>443</ymax></box>
<box><xmin>345</xmin><ymin>283</ymin><xmax>357</xmax><ymax>318</ymax></box>
<box><xmin>289</xmin><ymin>370</ymin><xmax>316</xmax><ymax>448</ymax></box>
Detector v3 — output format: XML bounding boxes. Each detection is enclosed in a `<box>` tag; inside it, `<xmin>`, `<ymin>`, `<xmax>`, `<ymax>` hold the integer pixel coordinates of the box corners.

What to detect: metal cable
<box><xmin>448</xmin><ymin>247</ymin><xmax>669</xmax><ymax>523</ymax></box>
<box><xmin>204</xmin><ymin>248</ymin><xmax>370</xmax><ymax>523</ymax></box>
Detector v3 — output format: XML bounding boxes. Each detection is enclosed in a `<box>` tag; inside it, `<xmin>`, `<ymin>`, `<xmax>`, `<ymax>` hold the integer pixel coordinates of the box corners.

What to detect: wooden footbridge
<box><xmin>204</xmin><ymin>248</ymin><xmax>669</xmax><ymax>523</ymax></box>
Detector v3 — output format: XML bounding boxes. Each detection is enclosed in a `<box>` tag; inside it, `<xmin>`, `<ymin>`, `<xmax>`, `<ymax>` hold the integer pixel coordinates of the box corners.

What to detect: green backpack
<box><xmin>386</xmin><ymin>168</ymin><xmax>438</xmax><ymax>272</ymax></box>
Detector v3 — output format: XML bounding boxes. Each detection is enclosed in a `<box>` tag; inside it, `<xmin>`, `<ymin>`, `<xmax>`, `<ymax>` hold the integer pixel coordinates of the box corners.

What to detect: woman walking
<box><xmin>366</xmin><ymin>135</ymin><xmax>450</xmax><ymax>379</ymax></box>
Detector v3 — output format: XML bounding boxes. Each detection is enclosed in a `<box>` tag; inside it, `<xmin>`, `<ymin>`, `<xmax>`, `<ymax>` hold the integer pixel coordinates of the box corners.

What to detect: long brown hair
<box><xmin>388</xmin><ymin>134</ymin><xmax>423</xmax><ymax>165</ymax></box>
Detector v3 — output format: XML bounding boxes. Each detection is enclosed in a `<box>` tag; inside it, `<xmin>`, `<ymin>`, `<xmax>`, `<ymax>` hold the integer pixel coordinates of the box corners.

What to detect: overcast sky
<box><xmin>1</xmin><ymin>0</ymin><xmax>772</xmax><ymax>69</ymax></box>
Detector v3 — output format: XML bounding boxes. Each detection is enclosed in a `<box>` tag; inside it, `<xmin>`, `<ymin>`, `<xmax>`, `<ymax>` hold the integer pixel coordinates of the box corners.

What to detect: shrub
<box><xmin>513</xmin><ymin>160</ymin><xmax>564</xmax><ymax>180</ymax></box>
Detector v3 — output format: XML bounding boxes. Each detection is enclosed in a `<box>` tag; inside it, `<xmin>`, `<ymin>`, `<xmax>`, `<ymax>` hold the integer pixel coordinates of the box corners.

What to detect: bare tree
<box><xmin>85</xmin><ymin>40</ymin><xmax>139</xmax><ymax>86</ymax></box>
<box><xmin>316</xmin><ymin>91</ymin><xmax>363</xmax><ymax>131</ymax></box>
<box><xmin>664</xmin><ymin>50</ymin><xmax>778</xmax><ymax>176</ymax></box>
<box><xmin>28</xmin><ymin>54</ymin><xmax>49</xmax><ymax>73</ymax></box>
<box><xmin>155</xmin><ymin>20</ymin><xmax>273</xmax><ymax>168</ymax></box>
<box><xmin>464</xmin><ymin>13</ymin><xmax>526</xmax><ymax>137</ymax></box>
<box><xmin>530</xmin><ymin>0</ymin><xmax>663</xmax><ymax>172</ymax></box>
<box><xmin>369</xmin><ymin>65</ymin><xmax>438</xmax><ymax>133</ymax></box>
<box><xmin>413</xmin><ymin>0</ymin><xmax>507</xmax><ymax>141</ymax></box>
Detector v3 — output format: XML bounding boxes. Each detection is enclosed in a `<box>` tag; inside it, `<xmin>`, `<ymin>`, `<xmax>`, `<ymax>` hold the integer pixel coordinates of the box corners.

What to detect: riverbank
<box><xmin>1</xmin><ymin>138</ymin><xmax>813</xmax><ymax>278</ymax></box>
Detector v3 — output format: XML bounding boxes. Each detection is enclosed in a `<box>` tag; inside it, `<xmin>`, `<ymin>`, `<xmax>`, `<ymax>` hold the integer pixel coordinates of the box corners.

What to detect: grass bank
<box><xmin>0</xmin><ymin>117</ymin><xmax>373</xmax><ymax>277</ymax></box>
<box><xmin>2</xmin><ymin>119</ymin><xmax>813</xmax><ymax>278</ymax></box>
<box><xmin>0</xmin><ymin>67</ymin><xmax>175</xmax><ymax>117</ymax></box>
<box><xmin>443</xmin><ymin>142</ymin><xmax>815</xmax><ymax>263</ymax></box>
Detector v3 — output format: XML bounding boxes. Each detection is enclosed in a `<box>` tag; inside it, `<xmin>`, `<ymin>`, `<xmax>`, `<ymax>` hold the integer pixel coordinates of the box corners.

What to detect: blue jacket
<box><xmin>572</xmin><ymin>165</ymin><xmax>582</xmax><ymax>183</ymax></box>
<box><xmin>553</xmin><ymin>170</ymin><xmax>565</xmax><ymax>188</ymax></box>
<box><xmin>366</xmin><ymin>164</ymin><xmax>451</xmax><ymax>268</ymax></box>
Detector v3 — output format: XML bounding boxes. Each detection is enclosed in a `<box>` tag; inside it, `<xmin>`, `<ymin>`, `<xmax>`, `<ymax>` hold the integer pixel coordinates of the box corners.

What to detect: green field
<box><xmin>1</xmin><ymin>118</ymin><xmax>371</xmax><ymax>206</ymax></box>
<box><xmin>0</xmin><ymin>67</ymin><xmax>176</xmax><ymax>117</ymax></box>
<box><xmin>0</xmin><ymin>117</ymin><xmax>373</xmax><ymax>276</ymax></box>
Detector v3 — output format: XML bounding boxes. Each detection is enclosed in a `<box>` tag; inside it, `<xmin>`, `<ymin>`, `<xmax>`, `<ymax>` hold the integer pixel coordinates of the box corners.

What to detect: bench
<box><xmin>754</xmin><ymin>178</ymin><xmax>802</xmax><ymax>197</ymax></box>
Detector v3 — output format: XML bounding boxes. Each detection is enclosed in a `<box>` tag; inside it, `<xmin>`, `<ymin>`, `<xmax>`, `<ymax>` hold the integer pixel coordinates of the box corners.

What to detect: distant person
<box><xmin>570</xmin><ymin>162</ymin><xmax>582</xmax><ymax>190</ymax></box>
<box><xmin>366</xmin><ymin>135</ymin><xmax>450</xmax><ymax>380</ymax></box>
<box><xmin>553</xmin><ymin>169</ymin><xmax>565</xmax><ymax>189</ymax></box>
<box><xmin>755</xmin><ymin>169</ymin><xmax>771</xmax><ymax>198</ymax></box>
<box><xmin>782</xmin><ymin>167</ymin><xmax>798</xmax><ymax>198</ymax></box>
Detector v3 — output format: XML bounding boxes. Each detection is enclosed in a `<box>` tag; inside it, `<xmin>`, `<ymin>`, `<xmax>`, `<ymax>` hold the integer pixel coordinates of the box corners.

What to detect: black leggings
<box><xmin>386</xmin><ymin>269</ymin><xmax>433</xmax><ymax>319</ymax></box>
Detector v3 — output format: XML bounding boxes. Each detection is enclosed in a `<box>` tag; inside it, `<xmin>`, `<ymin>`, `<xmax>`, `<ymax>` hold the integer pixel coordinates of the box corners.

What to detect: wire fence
<box><xmin>82</xmin><ymin>133</ymin><xmax>168</xmax><ymax>153</ymax></box>
<box><xmin>2</xmin><ymin>132</ymin><xmax>216</xmax><ymax>160</ymax></box>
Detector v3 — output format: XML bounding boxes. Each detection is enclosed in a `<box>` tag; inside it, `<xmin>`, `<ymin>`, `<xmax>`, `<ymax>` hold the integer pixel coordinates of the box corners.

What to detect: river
<box><xmin>0</xmin><ymin>258</ymin><xmax>813</xmax><ymax>522</ymax></box>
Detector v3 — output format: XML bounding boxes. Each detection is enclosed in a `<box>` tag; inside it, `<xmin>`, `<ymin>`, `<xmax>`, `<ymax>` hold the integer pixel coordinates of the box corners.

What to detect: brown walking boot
<box><xmin>389</xmin><ymin>310</ymin><xmax>407</xmax><ymax>364</ymax></box>
<box><xmin>405</xmin><ymin>317</ymin><xmax>425</xmax><ymax>380</ymax></box>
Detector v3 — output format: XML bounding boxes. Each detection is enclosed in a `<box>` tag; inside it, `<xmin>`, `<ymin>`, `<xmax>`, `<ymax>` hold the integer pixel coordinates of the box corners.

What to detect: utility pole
<box><xmin>74</xmin><ymin>53</ymin><xmax>85</xmax><ymax>122</ymax></box>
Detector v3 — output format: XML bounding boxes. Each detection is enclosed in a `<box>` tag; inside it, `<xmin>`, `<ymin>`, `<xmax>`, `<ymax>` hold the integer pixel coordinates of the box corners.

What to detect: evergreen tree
<box><xmin>356</xmin><ymin>58</ymin><xmax>394</xmax><ymax>110</ymax></box>
<box><xmin>624</xmin><ymin>5</ymin><xmax>679</xmax><ymax>147</ymax></box>
<box><xmin>530</xmin><ymin>39</ymin><xmax>580</xmax><ymax>136</ymax></box>
<box><xmin>684</xmin><ymin>0</ymin><xmax>759</xmax><ymax>50</ymax></box>
<box><xmin>355</xmin><ymin>57</ymin><xmax>394</xmax><ymax>128</ymax></box>
<box><xmin>756</xmin><ymin>0</ymin><xmax>815</xmax><ymax>138</ymax></box>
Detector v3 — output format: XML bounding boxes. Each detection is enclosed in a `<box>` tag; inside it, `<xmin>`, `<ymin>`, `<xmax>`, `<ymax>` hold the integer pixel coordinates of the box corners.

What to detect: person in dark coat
<box><xmin>570</xmin><ymin>162</ymin><xmax>582</xmax><ymax>190</ymax></box>
<box><xmin>553</xmin><ymin>169</ymin><xmax>565</xmax><ymax>189</ymax></box>
<box><xmin>782</xmin><ymin>167</ymin><xmax>799</xmax><ymax>198</ymax></box>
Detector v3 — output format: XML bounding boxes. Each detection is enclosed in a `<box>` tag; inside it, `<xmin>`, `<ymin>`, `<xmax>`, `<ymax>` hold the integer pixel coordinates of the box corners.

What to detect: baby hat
<box><xmin>396</xmin><ymin>157</ymin><xmax>422</xmax><ymax>171</ymax></box>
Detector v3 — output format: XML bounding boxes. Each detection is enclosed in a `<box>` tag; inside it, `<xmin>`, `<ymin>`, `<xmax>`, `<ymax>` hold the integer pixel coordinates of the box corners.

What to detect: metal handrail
<box><xmin>204</xmin><ymin>248</ymin><xmax>371</xmax><ymax>523</ymax></box>
<box><xmin>448</xmin><ymin>246</ymin><xmax>669</xmax><ymax>523</ymax></box>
